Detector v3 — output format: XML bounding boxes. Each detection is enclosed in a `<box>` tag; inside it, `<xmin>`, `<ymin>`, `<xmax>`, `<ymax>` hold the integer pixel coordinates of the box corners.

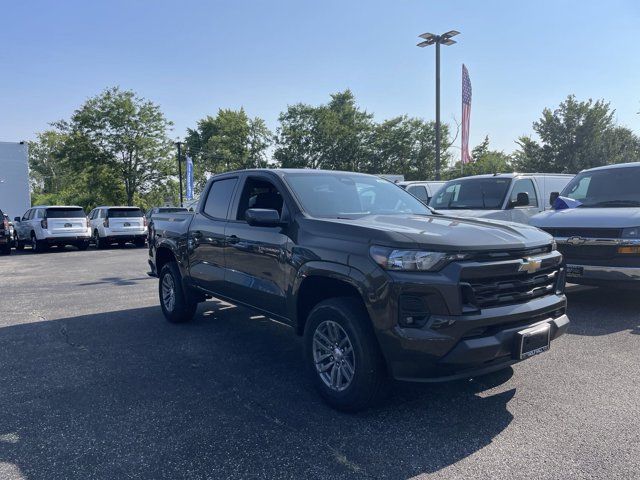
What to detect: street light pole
<box><xmin>175</xmin><ymin>141</ymin><xmax>184</xmax><ymax>207</ymax></box>
<box><xmin>417</xmin><ymin>30</ymin><xmax>460</xmax><ymax>181</ymax></box>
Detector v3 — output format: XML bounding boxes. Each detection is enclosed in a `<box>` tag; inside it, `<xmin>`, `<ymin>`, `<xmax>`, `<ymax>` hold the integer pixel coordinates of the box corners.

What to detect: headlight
<box><xmin>370</xmin><ymin>246</ymin><xmax>468</xmax><ymax>272</ymax></box>
<box><xmin>622</xmin><ymin>227</ymin><xmax>640</xmax><ymax>239</ymax></box>
<box><xmin>551</xmin><ymin>239</ymin><xmax>557</xmax><ymax>251</ymax></box>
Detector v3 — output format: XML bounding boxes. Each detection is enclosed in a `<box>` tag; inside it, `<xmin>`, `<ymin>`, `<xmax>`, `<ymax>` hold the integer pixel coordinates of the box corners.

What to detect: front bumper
<box><xmin>378</xmin><ymin>293</ymin><xmax>568</xmax><ymax>382</ymax></box>
<box><xmin>565</xmin><ymin>264</ymin><xmax>640</xmax><ymax>286</ymax></box>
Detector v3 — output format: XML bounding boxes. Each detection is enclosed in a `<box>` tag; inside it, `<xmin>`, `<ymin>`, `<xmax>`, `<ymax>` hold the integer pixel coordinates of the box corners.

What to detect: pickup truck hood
<box><xmin>432</xmin><ymin>209</ymin><xmax>505</xmax><ymax>220</ymax></box>
<box><xmin>531</xmin><ymin>208</ymin><xmax>640</xmax><ymax>229</ymax></box>
<box><xmin>318</xmin><ymin>214</ymin><xmax>552</xmax><ymax>251</ymax></box>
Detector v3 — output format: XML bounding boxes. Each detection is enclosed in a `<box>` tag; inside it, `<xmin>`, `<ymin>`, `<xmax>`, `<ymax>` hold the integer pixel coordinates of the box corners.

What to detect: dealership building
<box><xmin>0</xmin><ymin>141</ymin><xmax>30</xmax><ymax>220</ymax></box>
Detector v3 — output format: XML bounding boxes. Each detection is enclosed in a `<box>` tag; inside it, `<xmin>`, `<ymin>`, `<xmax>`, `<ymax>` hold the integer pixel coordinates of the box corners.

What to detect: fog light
<box><xmin>398</xmin><ymin>295</ymin><xmax>430</xmax><ymax>328</ymax></box>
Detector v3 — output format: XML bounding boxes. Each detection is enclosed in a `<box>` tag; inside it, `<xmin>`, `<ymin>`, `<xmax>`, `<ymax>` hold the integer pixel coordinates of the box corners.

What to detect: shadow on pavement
<box><xmin>0</xmin><ymin>302</ymin><xmax>515</xmax><ymax>479</ymax></box>
<box><xmin>566</xmin><ymin>286</ymin><xmax>640</xmax><ymax>336</ymax></box>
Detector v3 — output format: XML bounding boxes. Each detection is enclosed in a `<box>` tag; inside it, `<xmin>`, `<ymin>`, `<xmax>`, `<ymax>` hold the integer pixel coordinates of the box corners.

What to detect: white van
<box><xmin>429</xmin><ymin>173</ymin><xmax>574</xmax><ymax>224</ymax></box>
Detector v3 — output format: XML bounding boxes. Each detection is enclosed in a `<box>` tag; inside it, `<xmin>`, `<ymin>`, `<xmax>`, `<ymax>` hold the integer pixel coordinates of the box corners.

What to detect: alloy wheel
<box><xmin>312</xmin><ymin>320</ymin><xmax>355</xmax><ymax>392</ymax></box>
<box><xmin>161</xmin><ymin>273</ymin><xmax>176</xmax><ymax>312</ymax></box>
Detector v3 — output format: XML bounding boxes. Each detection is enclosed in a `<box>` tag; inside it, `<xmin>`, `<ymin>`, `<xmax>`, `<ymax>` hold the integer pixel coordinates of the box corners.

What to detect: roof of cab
<box><xmin>32</xmin><ymin>205</ymin><xmax>84</xmax><ymax>209</ymax></box>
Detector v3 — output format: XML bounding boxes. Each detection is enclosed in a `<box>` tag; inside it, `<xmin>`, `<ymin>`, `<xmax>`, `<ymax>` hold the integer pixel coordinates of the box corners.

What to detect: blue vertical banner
<box><xmin>185</xmin><ymin>155</ymin><xmax>194</xmax><ymax>201</ymax></box>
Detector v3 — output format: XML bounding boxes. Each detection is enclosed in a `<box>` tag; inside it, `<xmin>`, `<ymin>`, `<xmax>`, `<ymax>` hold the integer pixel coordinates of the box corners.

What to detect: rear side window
<box><xmin>108</xmin><ymin>208</ymin><xmax>143</xmax><ymax>218</ymax></box>
<box><xmin>46</xmin><ymin>208</ymin><xmax>86</xmax><ymax>218</ymax></box>
<box><xmin>203</xmin><ymin>178</ymin><xmax>238</xmax><ymax>219</ymax></box>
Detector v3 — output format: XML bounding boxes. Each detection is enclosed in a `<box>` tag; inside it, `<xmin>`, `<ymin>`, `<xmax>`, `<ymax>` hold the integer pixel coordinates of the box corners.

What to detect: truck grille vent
<box><xmin>465</xmin><ymin>268</ymin><xmax>559</xmax><ymax>308</ymax></box>
<box><xmin>557</xmin><ymin>244</ymin><xmax>618</xmax><ymax>260</ymax></box>
<box><xmin>542</xmin><ymin>227</ymin><xmax>622</xmax><ymax>239</ymax></box>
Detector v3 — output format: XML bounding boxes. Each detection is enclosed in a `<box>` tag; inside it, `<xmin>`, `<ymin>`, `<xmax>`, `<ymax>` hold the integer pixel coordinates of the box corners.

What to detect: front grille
<box><xmin>542</xmin><ymin>227</ymin><xmax>622</xmax><ymax>239</ymax></box>
<box><xmin>557</xmin><ymin>244</ymin><xmax>618</xmax><ymax>260</ymax></box>
<box><xmin>464</xmin><ymin>267</ymin><xmax>559</xmax><ymax>308</ymax></box>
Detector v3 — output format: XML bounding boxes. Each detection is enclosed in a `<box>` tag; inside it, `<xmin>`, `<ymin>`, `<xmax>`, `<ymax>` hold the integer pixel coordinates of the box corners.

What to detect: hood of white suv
<box><xmin>530</xmin><ymin>207</ymin><xmax>640</xmax><ymax>229</ymax></box>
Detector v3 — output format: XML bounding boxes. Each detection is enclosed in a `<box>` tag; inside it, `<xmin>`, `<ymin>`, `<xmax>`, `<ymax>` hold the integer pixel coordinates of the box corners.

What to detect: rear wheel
<box><xmin>0</xmin><ymin>243</ymin><xmax>10</xmax><ymax>255</ymax></box>
<box><xmin>159</xmin><ymin>262</ymin><xmax>197</xmax><ymax>323</ymax></box>
<box><xmin>134</xmin><ymin>238</ymin><xmax>146</xmax><ymax>248</ymax></box>
<box><xmin>77</xmin><ymin>241</ymin><xmax>89</xmax><ymax>251</ymax></box>
<box><xmin>15</xmin><ymin>237</ymin><xmax>24</xmax><ymax>251</ymax></box>
<box><xmin>94</xmin><ymin>230</ymin><xmax>107</xmax><ymax>249</ymax></box>
<box><xmin>304</xmin><ymin>297</ymin><xmax>389</xmax><ymax>412</ymax></box>
<box><xmin>30</xmin><ymin>233</ymin><xmax>47</xmax><ymax>253</ymax></box>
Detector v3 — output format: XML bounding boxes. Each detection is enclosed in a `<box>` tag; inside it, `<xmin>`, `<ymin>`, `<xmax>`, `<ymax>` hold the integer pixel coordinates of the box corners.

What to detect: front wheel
<box><xmin>159</xmin><ymin>262</ymin><xmax>197</xmax><ymax>323</ymax></box>
<box><xmin>0</xmin><ymin>243</ymin><xmax>10</xmax><ymax>255</ymax></box>
<box><xmin>304</xmin><ymin>297</ymin><xmax>389</xmax><ymax>412</ymax></box>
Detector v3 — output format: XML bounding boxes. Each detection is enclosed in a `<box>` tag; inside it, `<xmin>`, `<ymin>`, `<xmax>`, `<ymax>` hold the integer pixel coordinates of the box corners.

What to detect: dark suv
<box><xmin>149</xmin><ymin>169</ymin><xmax>569</xmax><ymax>411</ymax></box>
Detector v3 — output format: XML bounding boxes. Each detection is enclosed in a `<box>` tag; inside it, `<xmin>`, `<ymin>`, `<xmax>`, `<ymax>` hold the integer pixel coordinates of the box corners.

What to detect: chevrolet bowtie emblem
<box><xmin>519</xmin><ymin>257</ymin><xmax>542</xmax><ymax>274</ymax></box>
<box><xmin>566</xmin><ymin>236</ymin><xmax>587</xmax><ymax>246</ymax></box>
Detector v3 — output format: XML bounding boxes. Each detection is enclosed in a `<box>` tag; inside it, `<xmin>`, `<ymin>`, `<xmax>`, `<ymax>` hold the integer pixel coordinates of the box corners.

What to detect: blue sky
<box><xmin>1</xmin><ymin>0</ymin><xmax>639</xmax><ymax>159</ymax></box>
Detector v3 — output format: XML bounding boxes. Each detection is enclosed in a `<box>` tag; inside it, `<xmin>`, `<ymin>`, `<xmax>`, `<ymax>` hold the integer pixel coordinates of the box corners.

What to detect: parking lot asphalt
<box><xmin>0</xmin><ymin>246</ymin><xmax>638</xmax><ymax>480</ymax></box>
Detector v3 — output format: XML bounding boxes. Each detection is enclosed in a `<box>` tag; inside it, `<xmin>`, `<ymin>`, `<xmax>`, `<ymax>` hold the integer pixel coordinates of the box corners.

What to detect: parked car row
<box><xmin>417</xmin><ymin>163</ymin><xmax>640</xmax><ymax>289</ymax></box>
<box><xmin>4</xmin><ymin>205</ymin><xmax>149</xmax><ymax>254</ymax></box>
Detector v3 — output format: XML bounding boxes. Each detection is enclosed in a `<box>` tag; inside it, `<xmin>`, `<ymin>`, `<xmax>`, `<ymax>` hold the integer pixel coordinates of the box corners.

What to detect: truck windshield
<box><xmin>429</xmin><ymin>178</ymin><xmax>511</xmax><ymax>210</ymax></box>
<box><xmin>284</xmin><ymin>173</ymin><xmax>431</xmax><ymax>218</ymax></box>
<box><xmin>562</xmin><ymin>166</ymin><xmax>640</xmax><ymax>207</ymax></box>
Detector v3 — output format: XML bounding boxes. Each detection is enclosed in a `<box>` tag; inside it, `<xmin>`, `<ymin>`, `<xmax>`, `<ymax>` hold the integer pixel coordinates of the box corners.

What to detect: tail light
<box><xmin>2</xmin><ymin>217</ymin><xmax>8</xmax><ymax>230</ymax></box>
<box><xmin>41</xmin><ymin>219</ymin><xmax>48</xmax><ymax>229</ymax></box>
<box><xmin>103</xmin><ymin>218</ymin><xmax>109</xmax><ymax>228</ymax></box>
<box><xmin>143</xmin><ymin>216</ymin><xmax>148</xmax><ymax>227</ymax></box>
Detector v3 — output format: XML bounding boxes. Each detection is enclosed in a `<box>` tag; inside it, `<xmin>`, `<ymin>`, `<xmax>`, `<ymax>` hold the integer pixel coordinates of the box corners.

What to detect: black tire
<box><xmin>159</xmin><ymin>262</ymin><xmax>198</xmax><ymax>323</ymax></box>
<box><xmin>0</xmin><ymin>243</ymin><xmax>10</xmax><ymax>255</ymax></box>
<box><xmin>15</xmin><ymin>238</ymin><xmax>25</xmax><ymax>251</ymax></box>
<box><xmin>304</xmin><ymin>297</ymin><xmax>389</xmax><ymax>412</ymax></box>
<box><xmin>94</xmin><ymin>230</ymin><xmax>107</xmax><ymax>249</ymax></box>
<box><xmin>30</xmin><ymin>233</ymin><xmax>47</xmax><ymax>253</ymax></box>
<box><xmin>134</xmin><ymin>238</ymin><xmax>146</xmax><ymax>248</ymax></box>
<box><xmin>77</xmin><ymin>241</ymin><xmax>89</xmax><ymax>251</ymax></box>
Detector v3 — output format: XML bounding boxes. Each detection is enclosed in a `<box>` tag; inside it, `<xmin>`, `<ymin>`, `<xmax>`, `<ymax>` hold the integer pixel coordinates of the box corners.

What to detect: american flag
<box><xmin>461</xmin><ymin>64</ymin><xmax>472</xmax><ymax>164</ymax></box>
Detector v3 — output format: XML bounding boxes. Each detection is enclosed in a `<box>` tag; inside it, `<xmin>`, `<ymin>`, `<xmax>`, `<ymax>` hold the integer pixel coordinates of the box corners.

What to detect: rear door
<box><xmin>45</xmin><ymin>207</ymin><xmax>87</xmax><ymax>235</ymax></box>
<box><xmin>187</xmin><ymin>176</ymin><xmax>239</xmax><ymax>295</ymax></box>
<box><xmin>107</xmin><ymin>208</ymin><xmax>145</xmax><ymax>232</ymax></box>
<box><xmin>16</xmin><ymin>209</ymin><xmax>32</xmax><ymax>240</ymax></box>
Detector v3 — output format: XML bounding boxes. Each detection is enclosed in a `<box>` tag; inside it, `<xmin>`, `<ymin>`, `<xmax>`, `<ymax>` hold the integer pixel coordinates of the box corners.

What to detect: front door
<box><xmin>507</xmin><ymin>178</ymin><xmax>540</xmax><ymax>224</ymax></box>
<box><xmin>223</xmin><ymin>175</ymin><xmax>292</xmax><ymax>317</ymax></box>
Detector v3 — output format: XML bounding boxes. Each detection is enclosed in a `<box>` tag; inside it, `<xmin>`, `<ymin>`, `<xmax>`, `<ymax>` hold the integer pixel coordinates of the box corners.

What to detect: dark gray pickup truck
<box><xmin>149</xmin><ymin>169</ymin><xmax>569</xmax><ymax>411</ymax></box>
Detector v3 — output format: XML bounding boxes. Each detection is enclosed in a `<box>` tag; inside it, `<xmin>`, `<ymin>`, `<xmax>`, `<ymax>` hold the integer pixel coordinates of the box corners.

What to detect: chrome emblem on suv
<box><xmin>519</xmin><ymin>257</ymin><xmax>543</xmax><ymax>274</ymax></box>
<box><xmin>64</xmin><ymin>223</ymin><xmax>72</xmax><ymax>228</ymax></box>
<box><xmin>566</xmin><ymin>236</ymin><xmax>587</xmax><ymax>246</ymax></box>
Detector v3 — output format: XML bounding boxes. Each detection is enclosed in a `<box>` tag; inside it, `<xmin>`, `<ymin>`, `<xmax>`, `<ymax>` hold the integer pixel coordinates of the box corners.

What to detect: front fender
<box><xmin>288</xmin><ymin>261</ymin><xmax>373</xmax><ymax>332</ymax></box>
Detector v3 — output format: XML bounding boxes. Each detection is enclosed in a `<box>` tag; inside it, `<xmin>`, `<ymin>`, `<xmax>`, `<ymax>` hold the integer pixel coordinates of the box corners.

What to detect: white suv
<box><xmin>88</xmin><ymin>206</ymin><xmax>148</xmax><ymax>248</ymax></box>
<box><xmin>14</xmin><ymin>206</ymin><xmax>91</xmax><ymax>253</ymax></box>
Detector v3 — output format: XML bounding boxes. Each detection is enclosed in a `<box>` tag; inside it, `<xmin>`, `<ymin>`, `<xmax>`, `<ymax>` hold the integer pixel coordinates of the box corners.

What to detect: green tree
<box><xmin>28</xmin><ymin>130</ymin><xmax>68</xmax><ymax>195</ymax></box>
<box><xmin>274</xmin><ymin>90</ymin><xmax>374</xmax><ymax>171</ymax></box>
<box><xmin>369</xmin><ymin>116</ymin><xmax>448</xmax><ymax>180</ymax></box>
<box><xmin>57</xmin><ymin>87</ymin><xmax>174</xmax><ymax>205</ymax></box>
<box><xmin>186</xmin><ymin>108</ymin><xmax>272</xmax><ymax>189</ymax></box>
<box><xmin>514</xmin><ymin>95</ymin><xmax>640</xmax><ymax>173</ymax></box>
<box><xmin>444</xmin><ymin>136</ymin><xmax>512</xmax><ymax>179</ymax></box>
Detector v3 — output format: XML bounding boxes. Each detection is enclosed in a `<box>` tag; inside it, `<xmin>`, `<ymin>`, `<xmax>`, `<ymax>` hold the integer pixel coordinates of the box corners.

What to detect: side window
<box><xmin>22</xmin><ymin>210</ymin><xmax>31</xmax><ymax>221</ymax></box>
<box><xmin>566</xmin><ymin>177</ymin><xmax>590</xmax><ymax>200</ymax></box>
<box><xmin>203</xmin><ymin>178</ymin><xmax>238</xmax><ymax>219</ymax></box>
<box><xmin>510</xmin><ymin>179</ymin><xmax>538</xmax><ymax>207</ymax></box>
<box><xmin>235</xmin><ymin>177</ymin><xmax>284</xmax><ymax>221</ymax></box>
<box><xmin>407</xmin><ymin>185</ymin><xmax>428</xmax><ymax>202</ymax></box>
<box><xmin>35</xmin><ymin>209</ymin><xmax>44</xmax><ymax>219</ymax></box>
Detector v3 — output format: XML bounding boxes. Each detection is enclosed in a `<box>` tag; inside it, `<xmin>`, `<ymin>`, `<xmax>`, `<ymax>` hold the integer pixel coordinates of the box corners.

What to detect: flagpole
<box><xmin>460</xmin><ymin>64</ymin><xmax>464</xmax><ymax>176</ymax></box>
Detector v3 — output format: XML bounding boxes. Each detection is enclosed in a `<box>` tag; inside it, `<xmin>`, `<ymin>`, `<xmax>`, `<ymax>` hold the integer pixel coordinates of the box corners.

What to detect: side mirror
<box><xmin>245</xmin><ymin>208</ymin><xmax>281</xmax><ymax>227</ymax></box>
<box><xmin>13</xmin><ymin>217</ymin><xmax>20</xmax><ymax>222</ymax></box>
<box><xmin>549</xmin><ymin>191</ymin><xmax>560</xmax><ymax>207</ymax></box>
<box><xmin>516</xmin><ymin>192</ymin><xmax>530</xmax><ymax>207</ymax></box>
